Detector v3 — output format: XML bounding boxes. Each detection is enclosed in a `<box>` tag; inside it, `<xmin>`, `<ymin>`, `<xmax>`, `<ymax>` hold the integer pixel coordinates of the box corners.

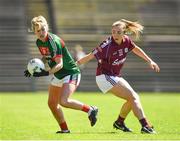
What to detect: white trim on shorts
<box><xmin>50</xmin><ymin>74</ymin><xmax>81</xmax><ymax>87</ymax></box>
<box><xmin>96</xmin><ymin>74</ymin><xmax>130</xmax><ymax>93</ymax></box>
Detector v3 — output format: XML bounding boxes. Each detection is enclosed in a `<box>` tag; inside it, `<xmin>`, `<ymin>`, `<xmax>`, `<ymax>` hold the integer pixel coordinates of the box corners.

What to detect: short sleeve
<box><xmin>54</xmin><ymin>41</ymin><xmax>62</xmax><ymax>56</ymax></box>
<box><xmin>92</xmin><ymin>37</ymin><xmax>111</xmax><ymax>60</ymax></box>
<box><xmin>127</xmin><ymin>36</ymin><xmax>135</xmax><ymax>52</ymax></box>
<box><xmin>92</xmin><ymin>46</ymin><xmax>104</xmax><ymax>60</ymax></box>
<box><xmin>49</xmin><ymin>35</ymin><xmax>63</xmax><ymax>60</ymax></box>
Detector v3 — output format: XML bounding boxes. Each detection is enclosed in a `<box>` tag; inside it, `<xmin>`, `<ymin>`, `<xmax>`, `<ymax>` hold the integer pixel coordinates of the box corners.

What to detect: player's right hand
<box><xmin>24</xmin><ymin>69</ymin><xmax>31</xmax><ymax>77</ymax></box>
<box><xmin>148</xmin><ymin>61</ymin><xmax>160</xmax><ymax>73</ymax></box>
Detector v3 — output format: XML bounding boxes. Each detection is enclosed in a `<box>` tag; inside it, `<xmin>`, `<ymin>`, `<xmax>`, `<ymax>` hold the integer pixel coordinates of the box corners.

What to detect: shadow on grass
<box><xmin>69</xmin><ymin>131</ymin><xmax>133</xmax><ymax>134</ymax></box>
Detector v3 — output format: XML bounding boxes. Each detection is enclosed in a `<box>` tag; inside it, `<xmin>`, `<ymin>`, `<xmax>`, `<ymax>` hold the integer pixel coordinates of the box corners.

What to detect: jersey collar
<box><xmin>112</xmin><ymin>36</ymin><xmax>125</xmax><ymax>46</ymax></box>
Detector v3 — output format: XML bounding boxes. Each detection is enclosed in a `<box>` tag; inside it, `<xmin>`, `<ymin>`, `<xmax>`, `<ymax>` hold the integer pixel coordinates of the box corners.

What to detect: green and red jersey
<box><xmin>36</xmin><ymin>33</ymin><xmax>80</xmax><ymax>79</ymax></box>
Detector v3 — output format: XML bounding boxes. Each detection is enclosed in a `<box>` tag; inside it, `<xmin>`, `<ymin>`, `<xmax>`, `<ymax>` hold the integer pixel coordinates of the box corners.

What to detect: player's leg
<box><xmin>113</xmin><ymin>100</ymin><xmax>132</xmax><ymax>132</ymax></box>
<box><xmin>48</xmin><ymin>85</ymin><xmax>70</xmax><ymax>133</ymax></box>
<box><xmin>59</xmin><ymin>74</ymin><xmax>98</xmax><ymax>126</ymax></box>
<box><xmin>118</xmin><ymin>101</ymin><xmax>132</xmax><ymax>120</ymax></box>
<box><xmin>113</xmin><ymin>100</ymin><xmax>132</xmax><ymax>131</ymax></box>
<box><xmin>110</xmin><ymin>82</ymin><xmax>145</xmax><ymax>120</ymax></box>
<box><xmin>96</xmin><ymin>75</ymin><xmax>132</xmax><ymax>132</ymax></box>
<box><xmin>109</xmin><ymin>78</ymin><xmax>155</xmax><ymax>133</ymax></box>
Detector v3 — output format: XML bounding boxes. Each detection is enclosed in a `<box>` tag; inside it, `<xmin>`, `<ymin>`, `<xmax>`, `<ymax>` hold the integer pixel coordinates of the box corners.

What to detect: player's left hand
<box><xmin>33</xmin><ymin>68</ymin><xmax>49</xmax><ymax>77</ymax></box>
<box><xmin>149</xmin><ymin>61</ymin><xmax>160</xmax><ymax>73</ymax></box>
<box><xmin>24</xmin><ymin>69</ymin><xmax>31</xmax><ymax>77</ymax></box>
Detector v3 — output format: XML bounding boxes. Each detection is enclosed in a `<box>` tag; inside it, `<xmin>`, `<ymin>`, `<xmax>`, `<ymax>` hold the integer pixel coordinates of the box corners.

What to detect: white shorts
<box><xmin>50</xmin><ymin>74</ymin><xmax>81</xmax><ymax>87</ymax></box>
<box><xmin>96</xmin><ymin>74</ymin><xmax>132</xmax><ymax>93</ymax></box>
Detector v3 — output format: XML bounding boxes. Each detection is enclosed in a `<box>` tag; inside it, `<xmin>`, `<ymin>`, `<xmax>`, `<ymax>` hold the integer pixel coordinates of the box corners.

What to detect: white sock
<box><xmin>88</xmin><ymin>107</ymin><xmax>93</xmax><ymax>116</ymax></box>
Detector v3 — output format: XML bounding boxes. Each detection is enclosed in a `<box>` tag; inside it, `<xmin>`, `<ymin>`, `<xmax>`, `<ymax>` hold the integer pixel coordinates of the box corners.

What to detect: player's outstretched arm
<box><xmin>132</xmin><ymin>45</ymin><xmax>160</xmax><ymax>73</ymax></box>
<box><xmin>76</xmin><ymin>53</ymin><xmax>94</xmax><ymax>66</ymax></box>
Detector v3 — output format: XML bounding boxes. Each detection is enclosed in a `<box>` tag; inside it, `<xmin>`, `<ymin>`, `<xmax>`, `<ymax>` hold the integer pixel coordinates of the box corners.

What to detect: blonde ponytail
<box><xmin>121</xmin><ymin>19</ymin><xmax>143</xmax><ymax>40</ymax></box>
<box><xmin>112</xmin><ymin>19</ymin><xmax>144</xmax><ymax>40</ymax></box>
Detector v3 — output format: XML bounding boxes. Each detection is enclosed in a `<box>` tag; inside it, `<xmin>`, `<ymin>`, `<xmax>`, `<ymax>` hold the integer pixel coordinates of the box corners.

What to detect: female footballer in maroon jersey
<box><xmin>77</xmin><ymin>19</ymin><xmax>160</xmax><ymax>134</ymax></box>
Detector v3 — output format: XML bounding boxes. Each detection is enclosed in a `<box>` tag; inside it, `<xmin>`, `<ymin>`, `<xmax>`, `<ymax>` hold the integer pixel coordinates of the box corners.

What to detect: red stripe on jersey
<box><xmin>60</xmin><ymin>39</ymin><xmax>65</xmax><ymax>48</ymax></box>
<box><xmin>44</xmin><ymin>34</ymin><xmax>49</xmax><ymax>41</ymax></box>
<box><xmin>51</xmin><ymin>55</ymin><xmax>62</xmax><ymax>61</ymax></box>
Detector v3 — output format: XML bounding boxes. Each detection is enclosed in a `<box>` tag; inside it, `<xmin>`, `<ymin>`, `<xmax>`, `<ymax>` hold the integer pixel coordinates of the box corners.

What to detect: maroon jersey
<box><xmin>92</xmin><ymin>35</ymin><xmax>135</xmax><ymax>76</ymax></box>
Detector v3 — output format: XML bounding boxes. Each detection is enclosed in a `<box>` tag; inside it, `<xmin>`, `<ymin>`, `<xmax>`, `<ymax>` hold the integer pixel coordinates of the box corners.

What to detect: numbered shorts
<box><xmin>96</xmin><ymin>74</ymin><xmax>133</xmax><ymax>93</ymax></box>
<box><xmin>50</xmin><ymin>74</ymin><xmax>81</xmax><ymax>87</ymax></box>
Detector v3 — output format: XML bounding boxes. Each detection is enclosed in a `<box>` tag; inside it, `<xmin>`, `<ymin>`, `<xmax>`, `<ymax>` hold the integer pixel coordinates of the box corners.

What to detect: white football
<box><xmin>27</xmin><ymin>58</ymin><xmax>45</xmax><ymax>75</ymax></box>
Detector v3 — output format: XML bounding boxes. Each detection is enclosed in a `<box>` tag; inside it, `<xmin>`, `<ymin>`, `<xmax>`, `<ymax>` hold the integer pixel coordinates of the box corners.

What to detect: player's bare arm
<box><xmin>77</xmin><ymin>53</ymin><xmax>94</xmax><ymax>65</ymax></box>
<box><xmin>48</xmin><ymin>57</ymin><xmax>63</xmax><ymax>74</ymax></box>
<box><xmin>132</xmin><ymin>45</ymin><xmax>160</xmax><ymax>72</ymax></box>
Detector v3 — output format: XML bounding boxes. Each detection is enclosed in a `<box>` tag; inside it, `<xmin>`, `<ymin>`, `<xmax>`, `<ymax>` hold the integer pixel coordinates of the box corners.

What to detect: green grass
<box><xmin>1</xmin><ymin>92</ymin><xmax>180</xmax><ymax>140</ymax></box>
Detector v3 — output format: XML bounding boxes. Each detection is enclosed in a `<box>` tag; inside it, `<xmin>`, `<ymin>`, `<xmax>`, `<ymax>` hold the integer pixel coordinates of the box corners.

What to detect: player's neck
<box><xmin>40</xmin><ymin>34</ymin><xmax>48</xmax><ymax>42</ymax></box>
<box><xmin>114</xmin><ymin>37</ymin><xmax>124</xmax><ymax>45</ymax></box>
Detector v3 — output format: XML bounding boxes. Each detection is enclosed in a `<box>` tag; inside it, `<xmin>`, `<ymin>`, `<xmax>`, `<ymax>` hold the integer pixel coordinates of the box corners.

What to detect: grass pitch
<box><xmin>0</xmin><ymin>92</ymin><xmax>180</xmax><ymax>140</ymax></box>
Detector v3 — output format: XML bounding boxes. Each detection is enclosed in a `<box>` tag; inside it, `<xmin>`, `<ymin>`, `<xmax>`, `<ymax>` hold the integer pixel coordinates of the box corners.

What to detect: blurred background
<box><xmin>0</xmin><ymin>0</ymin><xmax>180</xmax><ymax>92</ymax></box>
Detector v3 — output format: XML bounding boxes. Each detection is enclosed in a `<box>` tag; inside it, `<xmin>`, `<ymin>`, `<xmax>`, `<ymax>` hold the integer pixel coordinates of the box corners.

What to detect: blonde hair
<box><xmin>31</xmin><ymin>15</ymin><xmax>49</xmax><ymax>32</ymax></box>
<box><xmin>112</xmin><ymin>19</ymin><xmax>144</xmax><ymax>40</ymax></box>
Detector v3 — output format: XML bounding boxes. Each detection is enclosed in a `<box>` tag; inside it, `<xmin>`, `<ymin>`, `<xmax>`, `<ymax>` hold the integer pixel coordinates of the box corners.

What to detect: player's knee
<box><xmin>48</xmin><ymin>100</ymin><xmax>57</xmax><ymax>111</ymax></box>
<box><xmin>59</xmin><ymin>99</ymin><xmax>69</xmax><ymax>108</ymax></box>
<box><xmin>129</xmin><ymin>92</ymin><xmax>140</xmax><ymax>102</ymax></box>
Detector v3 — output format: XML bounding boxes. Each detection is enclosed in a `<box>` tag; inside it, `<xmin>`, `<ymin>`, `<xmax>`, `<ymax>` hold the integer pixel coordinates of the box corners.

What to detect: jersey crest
<box><xmin>39</xmin><ymin>47</ymin><xmax>50</xmax><ymax>56</ymax></box>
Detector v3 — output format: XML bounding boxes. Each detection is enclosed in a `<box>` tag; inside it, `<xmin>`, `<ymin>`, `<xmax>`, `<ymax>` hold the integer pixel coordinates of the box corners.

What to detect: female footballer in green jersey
<box><xmin>24</xmin><ymin>16</ymin><xmax>98</xmax><ymax>133</ymax></box>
